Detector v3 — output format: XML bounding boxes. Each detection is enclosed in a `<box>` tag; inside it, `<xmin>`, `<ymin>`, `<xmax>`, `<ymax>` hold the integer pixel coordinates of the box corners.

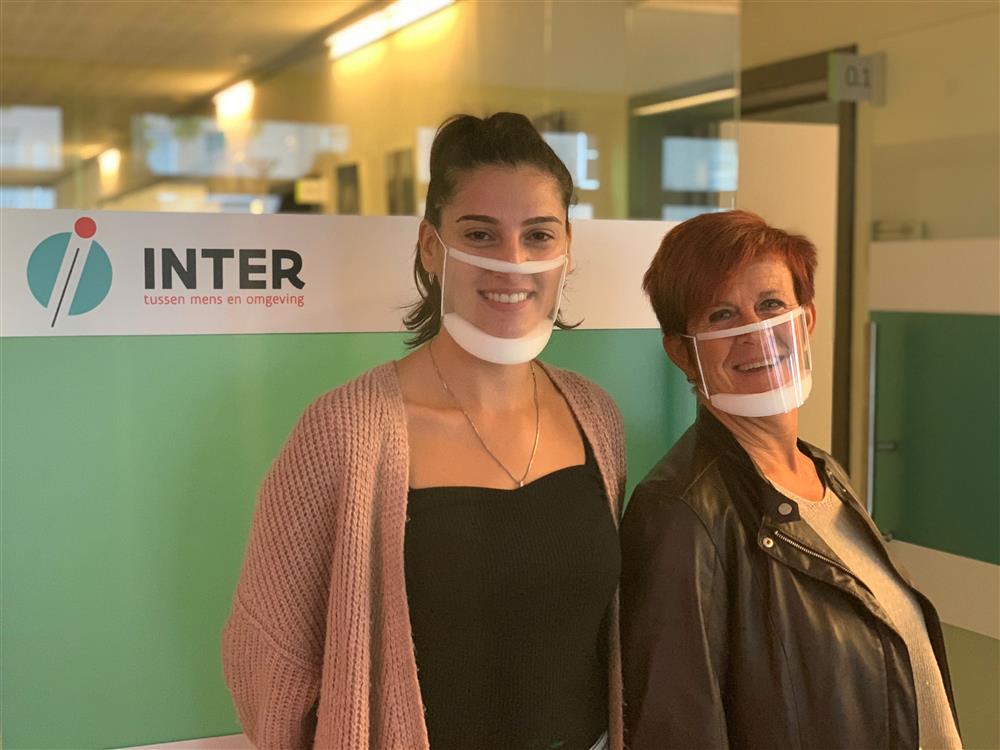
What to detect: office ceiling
<box><xmin>0</xmin><ymin>0</ymin><xmax>738</xmax><ymax>177</ymax></box>
<box><xmin>1</xmin><ymin>0</ymin><xmax>371</xmax><ymax>161</ymax></box>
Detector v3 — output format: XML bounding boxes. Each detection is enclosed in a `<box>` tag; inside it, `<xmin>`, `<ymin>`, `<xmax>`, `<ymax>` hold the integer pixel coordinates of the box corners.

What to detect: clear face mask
<box><xmin>434</xmin><ymin>229</ymin><xmax>568</xmax><ymax>365</ymax></box>
<box><xmin>684</xmin><ymin>306</ymin><xmax>813</xmax><ymax>417</ymax></box>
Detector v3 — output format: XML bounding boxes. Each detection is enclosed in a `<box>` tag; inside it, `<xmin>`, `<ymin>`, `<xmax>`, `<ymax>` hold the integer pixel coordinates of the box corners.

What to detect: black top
<box><xmin>405</xmin><ymin>437</ymin><xmax>620</xmax><ymax>750</ymax></box>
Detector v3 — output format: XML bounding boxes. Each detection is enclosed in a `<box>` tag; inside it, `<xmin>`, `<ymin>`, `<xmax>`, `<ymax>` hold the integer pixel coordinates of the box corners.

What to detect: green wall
<box><xmin>872</xmin><ymin>312</ymin><xmax>1000</xmax><ymax>564</ymax></box>
<box><xmin>871</xmin><ymin>310</ymin><xmax>1000</xmax><ymax>750</ymax></box>
<box><xmin>1</xmin><ymin>329</ymin><xmax>691</xmax><ymax>749</ymax></box>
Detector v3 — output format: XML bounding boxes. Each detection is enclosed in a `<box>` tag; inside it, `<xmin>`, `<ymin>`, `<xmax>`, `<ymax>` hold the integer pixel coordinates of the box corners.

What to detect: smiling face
<box><xmin>667</xmin><ymin>255</ymin><xmax>815</xmax><ymax>398</ymax></box>
<box><xmin>420</xmin><ymin>165</ymin><xmax>570</xmax><ymax>338</ymax></box>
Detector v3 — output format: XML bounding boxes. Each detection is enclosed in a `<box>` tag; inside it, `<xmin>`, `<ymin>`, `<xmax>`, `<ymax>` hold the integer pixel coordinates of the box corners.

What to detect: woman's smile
<box><xmin>478</xmin><ymin>288</ymin><xmax>535</xmax><ymax>311</ymax></box>
<box><xmin>733</xmin><ymin>356</ymin><xmax>782</xmax><ymax>373</ymax></box>
<box><xmin>725</xmin><ymin>346</ymin><xmax>793</xmax><ymax>389</ymax></box>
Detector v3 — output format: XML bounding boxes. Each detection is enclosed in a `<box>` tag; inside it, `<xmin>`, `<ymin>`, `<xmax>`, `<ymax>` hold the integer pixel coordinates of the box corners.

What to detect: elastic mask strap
<box><xmin>448</xmin><ymin>246</ymin><xmax>568</xmax><ymax>274</ymax></box>
<box><xmin>551</xmin><ymin>256</ymin><xmax>569</xmax><ymax>325</ymax></box>
<box><xmin>681</xmin><ymin>333</ymin><xmax>711</xmax><ymax>398</ymax></box>
<box><xmin>438</xmin><ymin>236</ymin><xmax>449</xmax><ymax>320</ymax></box>
<box><xmin>431</xmin><ymin>226</ymin><xmax>568</xmax><ymax>274</ymax></box>
<box><xmin>694</xmin><ymin>306</ymin><xmax>803</xmax><ymax>341</ymax></box>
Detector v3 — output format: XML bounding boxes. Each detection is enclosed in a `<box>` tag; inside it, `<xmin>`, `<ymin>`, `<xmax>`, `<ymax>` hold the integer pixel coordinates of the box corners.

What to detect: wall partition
<box><xmin>0</xmin><ymin>2</ymin><xmax>739</xmax><ymax>747</ymax></box>
<box><xmin>864</xmin><ymin>9</ymin><xmax>1000</xmax><ymax>748</ymax></box>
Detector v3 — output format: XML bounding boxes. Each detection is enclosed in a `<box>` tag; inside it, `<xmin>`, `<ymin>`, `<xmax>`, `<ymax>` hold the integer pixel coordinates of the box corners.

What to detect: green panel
<box><xmin>871</xmin><ymin>312</ymin><xmax>1000</xmax><ymax>564</ymax></box>
<box><xmin>1</xmin><ymin>333</ymin><xmax>409</xmax><ymax>750</ymax></box>
<box><xmin>544</xmin><ymin>328</ymin><xmax>695</xmax><ymax>498</ymax></box>
<box><xmin>941</xmin><ymin>624</ymin><xmax>1000</xmax><ymax>750</ymax></box>
<box><xmin>1</xmin><ymin>328</ymin><xmax>686</xmax><ymax>749</ymax></box>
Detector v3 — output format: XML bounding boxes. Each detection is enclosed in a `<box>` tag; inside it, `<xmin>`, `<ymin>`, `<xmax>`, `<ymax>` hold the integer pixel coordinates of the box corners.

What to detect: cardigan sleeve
<box><xmin>222</xmin><ymin>599</ymin><xmax>321</xmax><ymax>748</ymax></box>
<box><xmin>606</xmin><ymin>389</ymin><xmax>627</xmax><ymax>514</ymax></box>
<box><xmin>545</xmin><ymin>364</ymin><xmax>628</xmax><ymax>514</ymax></box>
<box><xmin>222</xmin><ymin>395</ymin><xmax>340</xmax><ymax>749</ymax></box>
<box><xmin>586</xmin><ymin>375</ymin><xmax>628</xmax><ymax>514</ymax></box>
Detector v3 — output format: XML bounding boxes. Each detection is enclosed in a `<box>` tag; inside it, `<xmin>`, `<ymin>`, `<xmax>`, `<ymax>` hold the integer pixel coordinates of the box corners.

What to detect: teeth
<box><xmin>484</xmin><ymin>291</ymin><xmax>529</xmax><ymax>304</ymax></box>
<box><xmin>737</xmin><ymin>359</ymin><xmax>778</xmax><ymax>372</ymax></box>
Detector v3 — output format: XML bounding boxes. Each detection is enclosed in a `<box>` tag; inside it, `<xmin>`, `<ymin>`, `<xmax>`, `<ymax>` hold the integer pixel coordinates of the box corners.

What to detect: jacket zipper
<box><xmin>771</xmin><ymin>529</ymin><xmax>858</xmax><ymax>581</ymax></box>
<box><xmin>772</xmin><ymin>531</ymin><xmax>912</xmax><ymax>745</ymax></box>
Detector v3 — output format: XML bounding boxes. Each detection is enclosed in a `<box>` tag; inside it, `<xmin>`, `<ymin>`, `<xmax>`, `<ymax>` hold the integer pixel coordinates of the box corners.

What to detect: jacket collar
<box><xmin>693</xmin><ymin>406</ymin><xmax>853</xmax><ymax>523</ymax></box>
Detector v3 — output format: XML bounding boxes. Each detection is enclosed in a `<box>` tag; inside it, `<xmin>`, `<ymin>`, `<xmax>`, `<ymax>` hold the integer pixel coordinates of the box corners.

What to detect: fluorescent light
<box><xmin>327</xmin><ymin>0</ymin><xmax>454</xmax><ymax>59</ymax></box>
<box><xmin>638</xmin><ymin>0</ymin><xmax>738</xmax><ymax>15</ymax></box>
<box><xmin>632</xmin><ymin>88</ymin><xmax>739</xmax><ymax>117</ymax></box>
<box><xmin>387</xmin><ymin>0</ymin><xmax>454</xmax><ymax>30</ymax></box>
<box><xmin>329</xmin><ymin>11</ymin><xmax>391</xmax><ymax>59</ymax></box>
<box><xmin>98</xmin><ymin>148</ymin><xmax>121</xmax><ymax>175</ymax></box>
<box><xmin>214</xmin><ymin>80</ymin><xmax>255</xmax><ymax>127</ymax></box>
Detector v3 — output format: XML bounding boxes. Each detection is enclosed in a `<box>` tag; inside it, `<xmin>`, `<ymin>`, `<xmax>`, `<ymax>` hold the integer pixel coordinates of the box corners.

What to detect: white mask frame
<box><xmin>432</xmin><ymin>229</ymin><xmax>569</xmax><ymax>365</ymax></box>
<box><xmin>683</xmin><ymin>306</ymin><xmax>813</xmax><ymax>417</ymax></box>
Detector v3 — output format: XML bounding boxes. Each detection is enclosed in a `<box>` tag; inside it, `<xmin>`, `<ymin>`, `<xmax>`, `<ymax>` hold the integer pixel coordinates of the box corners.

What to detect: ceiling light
<box><xmin>214</xmin><ymin>80</ymin><xmax>255</xmax><ymax>127</ymax></box>
<box><xmin>327</xmin><ymin>0</ymin><xmax>454</xmax><ymax>60</ymax></box>
<box><xmin>635</xmin><ymin>0</ymin><xmax>738</xmax><ymax>15</ymax></box>
<box><xmin>98</xmin><ymin>148</ymin><xmax>121</xmax><ymax>176</ymax></box>
<box><xmin>632</xmin><ymin>88</ymin><xmax>739</xmax><ymax>117</ymax></box>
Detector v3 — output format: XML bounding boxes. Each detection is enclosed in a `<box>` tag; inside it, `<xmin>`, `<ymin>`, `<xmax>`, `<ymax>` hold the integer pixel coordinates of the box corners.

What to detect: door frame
<box><xmin>741</xmin><ymin>47</ymin><xmax>858</xmax><ymax>470</ymax></box>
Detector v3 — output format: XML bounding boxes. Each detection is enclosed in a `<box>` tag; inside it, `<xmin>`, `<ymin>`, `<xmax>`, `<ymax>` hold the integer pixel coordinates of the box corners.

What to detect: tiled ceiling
<box><xmin>1</xmin><ymin>0</ymin><xmax>370</xmax><ymax>160</ymax></box>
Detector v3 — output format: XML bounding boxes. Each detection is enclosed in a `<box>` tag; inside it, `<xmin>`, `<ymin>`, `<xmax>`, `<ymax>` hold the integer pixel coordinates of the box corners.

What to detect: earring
<box><xmin>428</xmin><ymin>271</ymin><xmax>436</xmax><ymax>284</ymax></box>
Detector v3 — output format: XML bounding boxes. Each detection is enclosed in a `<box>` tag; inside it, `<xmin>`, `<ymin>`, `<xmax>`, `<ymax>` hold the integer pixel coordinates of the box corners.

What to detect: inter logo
<box><xmin>26</xmin><ymin>217</ymin><xmax>113</xmax><ymax>327</ymax></box>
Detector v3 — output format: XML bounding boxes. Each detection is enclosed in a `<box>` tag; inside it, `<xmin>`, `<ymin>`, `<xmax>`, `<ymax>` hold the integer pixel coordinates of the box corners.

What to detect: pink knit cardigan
<box><xmin>222</xmin><ymin>360</ymin><xmax>626</xmax><ymax>749</ymax></box>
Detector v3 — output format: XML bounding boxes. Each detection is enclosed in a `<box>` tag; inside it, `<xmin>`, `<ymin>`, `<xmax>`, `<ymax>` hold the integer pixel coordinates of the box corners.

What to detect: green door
<box><xmin>871</xmin><ymin>311</ymin><xmax>999</xmax><ymax>564</ymax></box>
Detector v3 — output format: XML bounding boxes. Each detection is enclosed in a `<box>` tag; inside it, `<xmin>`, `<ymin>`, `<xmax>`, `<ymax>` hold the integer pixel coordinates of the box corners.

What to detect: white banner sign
<box><xmin>1</xmin><ymin>209</ymin><xmax>667</xmax><ymax>337</ymax></box>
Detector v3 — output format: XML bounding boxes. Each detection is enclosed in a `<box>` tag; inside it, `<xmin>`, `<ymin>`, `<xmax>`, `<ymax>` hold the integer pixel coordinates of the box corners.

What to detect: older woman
<box><xmin>620</xmin><ymin>210</ymin><xmax>961</xmax><ymax>749</ymax></box>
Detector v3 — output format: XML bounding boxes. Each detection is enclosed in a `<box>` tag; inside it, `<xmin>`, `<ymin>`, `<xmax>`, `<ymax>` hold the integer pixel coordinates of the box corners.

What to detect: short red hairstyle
<box><xmin>643</xmin><ymin>210</ymin><xmax>818</xmax><ymax>336</ymax></box>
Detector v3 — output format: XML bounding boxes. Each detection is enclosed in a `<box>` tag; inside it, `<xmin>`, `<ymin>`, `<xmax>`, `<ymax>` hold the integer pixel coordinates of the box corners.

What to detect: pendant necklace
<box><xmin>428</xmin><ymin>341</ymin><xmax>540</xmax><ymax>488</ymax></box>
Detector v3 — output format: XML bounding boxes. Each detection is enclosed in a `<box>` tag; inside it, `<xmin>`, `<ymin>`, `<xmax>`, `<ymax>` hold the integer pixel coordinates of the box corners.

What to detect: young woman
<box><xmin>223</xmin><ymin>113</ymin><xmax>625</xmax><ymax>750</ymax></box>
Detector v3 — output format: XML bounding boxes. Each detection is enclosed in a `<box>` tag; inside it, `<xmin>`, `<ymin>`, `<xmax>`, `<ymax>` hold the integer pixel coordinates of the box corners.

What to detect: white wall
<box><xmin>731</xmin><ymin>120</ymin><xmax>840</xmax><ymax>451</ymax></box>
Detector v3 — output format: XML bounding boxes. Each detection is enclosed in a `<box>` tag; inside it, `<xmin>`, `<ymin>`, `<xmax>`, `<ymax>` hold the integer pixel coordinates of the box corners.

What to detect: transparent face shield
<box><xmin>436</xmin><ymin>232</ymin><xmax>569</xmax><ymax>365</ymax></box>
<box><xmin>684</xmin><ymin>306</ymin><xmax>813</xmax><ymax>417</ymax></box>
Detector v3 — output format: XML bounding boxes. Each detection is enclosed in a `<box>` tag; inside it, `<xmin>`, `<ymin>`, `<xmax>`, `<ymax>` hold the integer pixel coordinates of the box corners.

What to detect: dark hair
<box><xmin>643</xmin><ymin>210</ymin><xmax>818</xmax><ymax>336</ymax></box>
<box><xmin>403</xmin><ymin>112</ymin><xmax>576</xmax><ymax>348</ymax></box>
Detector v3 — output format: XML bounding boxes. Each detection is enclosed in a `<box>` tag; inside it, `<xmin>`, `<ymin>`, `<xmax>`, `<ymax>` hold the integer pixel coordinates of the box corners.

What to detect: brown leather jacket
<box><xmin>620</xmin><ymin>408</ymin><xmax>958</xmax><ymax>749</ymax></box>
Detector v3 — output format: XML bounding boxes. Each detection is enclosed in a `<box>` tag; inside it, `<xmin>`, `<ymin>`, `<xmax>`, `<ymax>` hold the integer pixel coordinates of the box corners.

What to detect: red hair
<box><xmin>643</xmin><ymin>210</ymin><xmax>818</xmax><ymax>336</ymax></box>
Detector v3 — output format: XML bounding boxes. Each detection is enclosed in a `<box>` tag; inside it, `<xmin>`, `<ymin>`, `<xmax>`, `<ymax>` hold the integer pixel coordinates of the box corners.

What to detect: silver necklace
<box><xmin>428</xmin><ymin>342</ymin><xmax>540</xmax><ymax>488</ymax></box>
